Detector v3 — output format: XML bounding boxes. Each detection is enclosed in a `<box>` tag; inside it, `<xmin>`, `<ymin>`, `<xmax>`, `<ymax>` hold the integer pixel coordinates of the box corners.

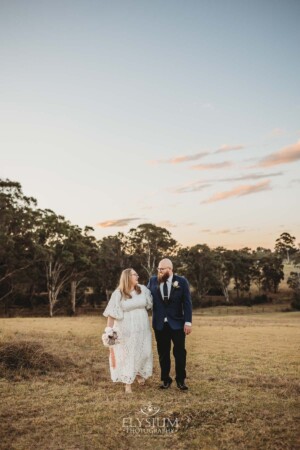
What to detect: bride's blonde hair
<box><xmin>118</xmin><ymin>268</ymin><xmax>141</xmax><ymax>299</ymax></box>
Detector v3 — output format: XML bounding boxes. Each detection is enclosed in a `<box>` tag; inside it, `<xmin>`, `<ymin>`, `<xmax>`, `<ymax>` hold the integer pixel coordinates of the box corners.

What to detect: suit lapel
<box><xmin>169</xmin><ymin>275</ymin><xmax>177</xmax><ymax>300</ymax></box>
<box><xmin>155</xmin><ymin>278</ymin><xmax>164</xmax><ymax>303</ymax></box>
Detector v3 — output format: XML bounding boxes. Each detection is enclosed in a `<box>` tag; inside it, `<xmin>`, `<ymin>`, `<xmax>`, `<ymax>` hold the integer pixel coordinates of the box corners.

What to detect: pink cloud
<box><xmin>97</xmin><ymin>218</ymin><xmax>141</xmax><ymax>227</ymax></box>
<box><xmin>169</xmin><ymin>182</ymin><xmax>211</xmax><ymax>193</ymax></box>
<box><xmin>150</xmin><ymin>152</ymin><xmax>209</xmax><ymax>164</ymax></box>
<box><xmin>217</xmin><ymin>172</ymin><xmax>282</xmax><ymax>181</ymax></box>
<box><xmin>202</xmin><ymin>180</ymin><xmax>271</xmax><ymax>204</ymax></box>
<box><xmin>215</xmin><ymin>144</ymin><xmax>244</xmax><ymax>154</ymax></box>
<box><xmin>256</xmin><ymin>141</ymin><xmax>300</xmax><ymax>167</ymax></box>
<box><xmin>156</xmin><ymin>220</ymin><xmax>177</xmax><ymax>228</ymax></box>
<box><xmin>191</xmin><ymin>161</ymin><xmax>232</xmax><ymax>170</ymax></box>
<box><xmin>267</xmin><ymin>128</ymin><xmax>286</xmax><ymax>138</ymax></box>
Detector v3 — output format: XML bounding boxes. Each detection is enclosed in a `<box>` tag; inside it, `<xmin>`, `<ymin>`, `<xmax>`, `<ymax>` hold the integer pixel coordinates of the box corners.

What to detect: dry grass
<box><xmin>0</xmin><ymin>341</ymin><xmax>74</xmax><ymax>380</ymax></box>
<box><xmin>0</xmin><ymin>311</ymin><xmax>299</xmax><ymax>450</ymax></box>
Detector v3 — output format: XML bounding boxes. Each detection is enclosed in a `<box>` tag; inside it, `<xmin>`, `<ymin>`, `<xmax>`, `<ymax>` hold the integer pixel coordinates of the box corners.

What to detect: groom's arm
<box><xmin>182</xmin><ymin>277</ymin><xmax>192</xmax><ymax>333</ymax></box>
<box><xmin>147</xmin><ymin>278</ymin><xmax>151</xmax><ymax>290</ymax></box>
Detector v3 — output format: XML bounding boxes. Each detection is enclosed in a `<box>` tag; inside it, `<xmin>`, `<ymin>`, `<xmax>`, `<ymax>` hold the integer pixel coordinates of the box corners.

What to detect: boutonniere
<box><xmin>172</xmin><ymin>281</ymin><xmax>180</xmax><ymax>289</ymax></box>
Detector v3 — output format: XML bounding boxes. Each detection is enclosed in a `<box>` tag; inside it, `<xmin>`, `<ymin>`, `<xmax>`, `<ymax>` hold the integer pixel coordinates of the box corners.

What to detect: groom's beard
<box><xmin>158</xmin><ymin>271</ymin><xmax>170</xmax><ymax>283</ymax></box>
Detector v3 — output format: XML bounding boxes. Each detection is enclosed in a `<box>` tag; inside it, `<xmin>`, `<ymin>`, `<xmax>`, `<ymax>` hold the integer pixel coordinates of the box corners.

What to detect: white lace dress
<box><xmin>103</xmin><ymin>285</ymin><xmax>153</xmax><ymax>384</ymax></box>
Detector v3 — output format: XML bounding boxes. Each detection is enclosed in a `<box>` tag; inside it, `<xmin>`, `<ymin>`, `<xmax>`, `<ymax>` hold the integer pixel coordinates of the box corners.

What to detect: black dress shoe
<box><xmin>176</xmin><ymin>381</ymin><xmax>188</xmax><ymax>391</ymax></box>
<box><xmin>159</xmin><ymin>379</ymin><xmax>172</xmax><ymax>389</ymax></box>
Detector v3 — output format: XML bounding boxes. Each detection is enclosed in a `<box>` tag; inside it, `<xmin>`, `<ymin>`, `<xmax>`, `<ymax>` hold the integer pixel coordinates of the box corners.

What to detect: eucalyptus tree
<box><xmin>97</xmin><ymin>233</ymin><xmax>129</xmax><ymax>299</ymax></box>
<box><xmin>251</xmin><ymin>249</ymin><xmax>284</xmax><ymax>294</ymax></box>
<box><xmin>177</xmin><ymin>244</ymin><xmax>219</xmax><ymax>302</ymax></box>
<box><xmin>34</xmin><ymin>210</ymin><xmax>78</xmax><ymax>316</ymax></box>
<box><xmin>287</xmin><ymin>270</ymin><xmax>300</xmax><ymax>310</ymax></box>
<box><xmin>0</xmin><ymin>179</ymin><xmax>39</xmax><ymax>313</ymax></box>
<box><xmin>61</xmin><ymin>225</ymin><xmax>100</xmax><ymax>315</ymax></box>
<box><xmin>251</xmin><ymin>248</ymin><xmax>272</xmax><ymax>294</ymax></box>
<box><xmin>227</xmin><ymin>248</ymin><xmax>253</xmax><ymax>299</ymax></box>
<box><xmin>275</xmin><ymin>232</ymin><xmax>297</xmax><ymax>263</ymax></box>
<box><xmin>213</xmin><ymin>246</ymin><xmax>234</xmax><ymax>302</ymax></box>
<box><xmin>125</xmin><ymin>223</ymin><xmax>178</xmax><ymax>280</ymax></box>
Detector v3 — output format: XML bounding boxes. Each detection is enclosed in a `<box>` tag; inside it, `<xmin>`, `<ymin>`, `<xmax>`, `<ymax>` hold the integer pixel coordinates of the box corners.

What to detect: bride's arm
<box><xmin>106</xmin><ymin>315</ymin><xmax>114</xmax><ymax>328</ymax></box>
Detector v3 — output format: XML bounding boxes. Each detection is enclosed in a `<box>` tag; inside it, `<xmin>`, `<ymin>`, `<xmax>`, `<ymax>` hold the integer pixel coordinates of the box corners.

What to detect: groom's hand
<box><xmin>184</xmin><ymin>324</ymin><xmax>192</xmax><ymax>335</ymax></box>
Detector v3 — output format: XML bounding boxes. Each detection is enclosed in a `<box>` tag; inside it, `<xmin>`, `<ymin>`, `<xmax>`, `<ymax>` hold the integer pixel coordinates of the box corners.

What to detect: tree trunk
<box><xmin>49</xmin><ymin>299</ymin><xmax>54</xmax><ymax>317</ymax></box>
<box><xmin>29</xmin><ymin>284</ymin><xmax>36</xmax><ymax>309</ymax></box>
<box><xmin>222</xmin><ymin>285</ymin><xmax>229</xmax><ymax>303</ymax></box>
<box><xmin>45</xmin><ymin>259</ymin><xmax>73</xmax><ymax>317</ymax></box>
<box><xmin>70</xmin><ymin>280</ymin><xmax>76</xmax><ymax>315</ymax></box>
<box><xmin>235</xmin><ymin>277</ymin><xmax>240</xmax><ymax>299</ymax></box>
<box><xmin>106</xmin><ymin>289</ymin><xmax>112</xmax><ymax>302</ymax></box>
<box><xmin>48</xmin><ymin>285</ymin><xmax>58</xmax><ymax>317</ymax></box>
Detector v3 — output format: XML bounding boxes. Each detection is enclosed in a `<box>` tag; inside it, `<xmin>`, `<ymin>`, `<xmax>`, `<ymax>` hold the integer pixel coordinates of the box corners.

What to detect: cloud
<box><xmin>150</xmin><ymin>152</ymin><xmax>209</xmax><ymax>165</ymax></box>
<box><xmin>255</xmin><ymin>141</ymin><xmax>300</xmax><ymax>167</ymax></box>
<box><xmin>191</xmin><ymin>161</ymin><xmax>232</xmax><ymax>170</ymax></box>
<box><xmin>169</xmin><ymin>172</ymin><xmax>281</xmax><ymax>195</ymax></box>
<box><xmin>149</xmin><ymin>144</ymin><xmax>244</xmax><ymax>166</ymax></box>
<box><xmin>97</xmin><ymin>217</ymin><xmax>142</xmax><ymax>228</ymax></box>
<box><xmin>200</xmin><ymin>228</ymin><xmax>246</xmax><ymax>234</ymax></box>
<box><xmin>216</xmin><ymin>171</ymin><xmax>283</xmax><ymax>182</ymax></box>
<box><xmin>169</xmin><ymin>182</ymin><xmax>211</xmax><ymax>194</ymax></box>
<box><xmin>215</xmin><ymin>144</ymin><xmax>244</xmax><ymax>154</ymax></box>
<box><xmin>267</xmin><ymin>128</ymin><xmax>286</xmax><ymax>138</ymax></box>
<box><xmin>202</xmin><ymin>180</ymin><xmax>271</xmax><ymax>204</ymax></box>
<box><xmin>156</xmin><ymin>220</ymin><xmax>177</xmax><ymax>228</ymax></box>
<box><xmin>218</xmin><ymin>229</ymin><xmax>231</xmax><ymax>234</ymax></box>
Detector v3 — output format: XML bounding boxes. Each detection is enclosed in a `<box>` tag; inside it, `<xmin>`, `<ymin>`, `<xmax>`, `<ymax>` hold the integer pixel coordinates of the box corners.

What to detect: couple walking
<box><xmin>103</xmin><ymin>258</ymin><xmax>192</xmax><ymax>393</ymax></box>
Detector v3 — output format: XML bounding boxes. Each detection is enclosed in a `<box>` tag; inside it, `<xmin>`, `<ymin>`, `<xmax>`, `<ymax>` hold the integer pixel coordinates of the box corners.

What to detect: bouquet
<box><xmin>102</xmin><ymin>327</ymin><xmax>120</xmax><ymax>347</ymax></box>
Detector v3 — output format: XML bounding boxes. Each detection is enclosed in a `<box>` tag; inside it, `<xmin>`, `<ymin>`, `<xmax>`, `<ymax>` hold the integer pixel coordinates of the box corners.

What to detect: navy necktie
<box><xmin>163</xmin><ymin>281</ymin><xmax>168</xmax><ymax>304</ymax></box>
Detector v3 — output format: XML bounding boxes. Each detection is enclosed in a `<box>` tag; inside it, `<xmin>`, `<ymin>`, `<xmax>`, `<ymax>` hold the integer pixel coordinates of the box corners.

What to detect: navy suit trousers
<box><xmin>154</xmin><ymin>322</ymin><xmax>186</xmax><ymax>383</ymax></box>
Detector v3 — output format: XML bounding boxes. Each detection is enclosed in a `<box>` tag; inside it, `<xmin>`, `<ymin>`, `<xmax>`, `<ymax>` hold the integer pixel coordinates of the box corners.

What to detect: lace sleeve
<box><xmin>103</xmin><ymin>290</ymin><xmax>124</xmax><ymax>320</ymax></box>
<box><xmin>144</xmin><ymin>286</ymin><xmax>153</xmax><ymax>310</ymax></box>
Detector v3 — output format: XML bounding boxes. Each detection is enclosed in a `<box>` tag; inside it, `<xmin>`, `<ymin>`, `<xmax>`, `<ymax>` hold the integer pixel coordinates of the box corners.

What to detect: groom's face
<box><xmin>157</xmin><ymin>266</ymin><xmax>171</xmax><ymax>283</ymax></box>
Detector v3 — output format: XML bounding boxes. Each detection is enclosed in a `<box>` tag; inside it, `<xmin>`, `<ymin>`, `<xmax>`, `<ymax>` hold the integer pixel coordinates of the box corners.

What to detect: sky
<box><xmin>1</xmin><ymin>0</ymin><xmax>300</xmax><ymax>250</ymax></box>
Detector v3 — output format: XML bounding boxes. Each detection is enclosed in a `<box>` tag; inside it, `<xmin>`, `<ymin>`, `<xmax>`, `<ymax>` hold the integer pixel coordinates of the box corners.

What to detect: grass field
<box><xmin>0</xmin><ymin>311</ymin><xmax>299</xmax><ymax>450</ymax></box>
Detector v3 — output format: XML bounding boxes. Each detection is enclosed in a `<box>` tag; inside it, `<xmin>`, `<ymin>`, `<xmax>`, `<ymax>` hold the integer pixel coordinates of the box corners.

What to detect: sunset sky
<box><xmin>1</xmin><ymin>0</ymin><xmax>299</xmax><ymax>250</ymax></box>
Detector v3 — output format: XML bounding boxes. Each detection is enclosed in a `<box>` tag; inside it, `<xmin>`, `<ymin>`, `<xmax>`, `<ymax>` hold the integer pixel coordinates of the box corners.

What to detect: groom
<box><xmin>147</xmin><ymin>258</ymin><xmax>192</xmax><ymax>391</ymax></box>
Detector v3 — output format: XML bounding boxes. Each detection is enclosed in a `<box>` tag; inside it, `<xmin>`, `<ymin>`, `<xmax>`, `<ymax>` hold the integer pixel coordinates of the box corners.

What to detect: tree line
<box><xmin>1</xmin><ymin>179</ymin><xmax>300</xmax><ymax>316</ymax></box>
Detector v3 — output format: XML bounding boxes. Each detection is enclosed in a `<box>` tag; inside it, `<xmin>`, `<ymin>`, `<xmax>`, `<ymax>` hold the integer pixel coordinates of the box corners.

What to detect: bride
<box><xmin>103</xmin><ymin>268</ymin><xmax>153</xmax><ymax>393</ymax></box>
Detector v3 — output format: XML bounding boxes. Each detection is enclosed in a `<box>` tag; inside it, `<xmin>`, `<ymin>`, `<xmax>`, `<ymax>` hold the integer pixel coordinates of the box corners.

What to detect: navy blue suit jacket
<box><xmin>147</xmin><ymin>274</ymin><xmax>192</xmax><ymax>331</ymax></box>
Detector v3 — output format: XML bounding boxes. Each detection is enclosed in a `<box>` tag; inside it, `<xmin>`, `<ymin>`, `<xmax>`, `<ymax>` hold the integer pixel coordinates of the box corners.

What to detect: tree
<box><xmin>0</xmin><ymin>179</ymin><xmax>39</xmax><ymax>314</ymax></box>
<box><xmin>125</xmin><ymin>223</ymin><xmax>178</xmax><ymax>280</ymax></box>
<box><xmin>62</xmin><ymin>225</ymin><xmax>100</xmax><ymax>315</ymax></box>
<box><xmin>287</xmin><ymin>271</ymin><xmax>300</xmax><ymax>310</ymax></box>
<box><xmin>227</xmin><ymin>248</ymin><xmax>253</xmax><ymax>300</ymax></box>
<box><xmin>178</xmin><ymin>244</ymin><xmax>219</xmax><ymax>302</ymax></box>
<box><xmin>262</xmin><ymin>255</ymin><xmax>284</xmax><ymax>293</ymax></box>
<box><xmin>251</xmin><ymin>248</ymin><xmax>272</xmax><ymax>294</ymax></box>
<box><xmin>251</xmin><ymin>252</ymin><xmax>284</xmax><ymax>294</ymax></box>
<box><xmin>275</xmin><ymin>232</ymin><xmax>296</xmax><ymax>263</ymax></box>
<box><xmin>34</xmin><ymin>210</ymin><xmax>78</xmax><ymax>317</ymax></box>
<box><xmin>97</xmin><ymin>233</ymin><xmax>129</xmax><ymax>299</ymax></box>
<box><xmin>214</xmin><ymin>247</ymin><xmax>234</xmax><ymax>302</ymax></box>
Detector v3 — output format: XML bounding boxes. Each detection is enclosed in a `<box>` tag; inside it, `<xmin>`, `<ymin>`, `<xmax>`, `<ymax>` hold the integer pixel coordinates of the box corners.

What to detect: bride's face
<box><xmin>129</xmin><ymin>271</ymin><xmax>139</xmax><ymax>287</ymax></box>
